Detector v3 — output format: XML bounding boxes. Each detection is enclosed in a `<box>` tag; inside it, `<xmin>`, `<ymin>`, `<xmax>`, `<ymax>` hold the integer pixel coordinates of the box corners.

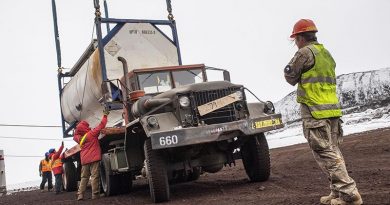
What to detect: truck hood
<box><xmin>153</xmin><ymin>81</ymin><xmax>243</xmax><ymax>99</ymax></box>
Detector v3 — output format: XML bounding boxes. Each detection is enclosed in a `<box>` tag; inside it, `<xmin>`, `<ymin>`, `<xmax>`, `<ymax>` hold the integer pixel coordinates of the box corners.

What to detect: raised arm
<box><xmin>52</xmin><ymin>142</ymin><xmax>64</xmax><ymax>161</ymax></box>
<box><xmin>89</xmin><ymin>115</ymin><xmax>108</xmax><ymax>138</ymax></box>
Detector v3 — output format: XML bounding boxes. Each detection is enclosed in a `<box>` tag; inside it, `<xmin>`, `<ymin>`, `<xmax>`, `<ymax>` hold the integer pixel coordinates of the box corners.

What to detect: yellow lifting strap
<box><xmin>79</xmin><ymin>133</ymin><xmax>88</xmax><ymax>148</ymax></box>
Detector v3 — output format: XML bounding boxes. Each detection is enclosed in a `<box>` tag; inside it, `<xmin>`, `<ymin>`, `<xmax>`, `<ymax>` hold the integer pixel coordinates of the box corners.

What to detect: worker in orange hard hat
<box><xmin>284</xmin><ymin>19</ymin><xmax>363</xmax><ymax>205</ymax></box>
<box><xmin>289</xmin><ymin>19</ymin><xmax>318</xmax><ymax>38</ymax></box>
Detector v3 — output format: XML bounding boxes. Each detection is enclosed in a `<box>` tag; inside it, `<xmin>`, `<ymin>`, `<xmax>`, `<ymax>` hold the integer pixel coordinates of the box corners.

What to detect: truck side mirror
<box><xmin>223</xmin><ymin>70</ymin><xmax>231</xmax><ymax>82</ymax></box>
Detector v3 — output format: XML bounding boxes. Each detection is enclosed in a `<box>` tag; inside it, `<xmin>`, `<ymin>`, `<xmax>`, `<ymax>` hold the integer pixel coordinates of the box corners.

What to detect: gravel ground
<box><xmin>1</xmin><ymin>127</ymin><xmax>389</xmax><ymax>205</ymax></box>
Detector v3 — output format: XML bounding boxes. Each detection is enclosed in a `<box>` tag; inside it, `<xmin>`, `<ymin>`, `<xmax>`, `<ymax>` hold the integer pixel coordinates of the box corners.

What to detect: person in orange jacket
<box><xmin>39</xmin><ymin>152</ymin><xmax>53</xmax><ymax>192</ymax></box>
<box><xmin>48</xmin><ymin>141</ymin><xmax>64</xmax><ymax>194</ymax></box>
<box><xmin>73</xmin><ymin>110</ymin><xmax>108</xmax><ymax>201</ymax></box>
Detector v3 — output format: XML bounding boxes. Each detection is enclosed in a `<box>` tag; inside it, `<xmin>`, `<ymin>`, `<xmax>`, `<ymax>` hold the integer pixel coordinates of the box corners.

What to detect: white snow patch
<box><xmin>5</xmin><ymin>180</ymin><xmax>40</xmax><ymax>195</ymax></box>
<box><xmin>266</xmin><ymin>108</ymin><xmax>390</xmax><ymax>149</ymax></box>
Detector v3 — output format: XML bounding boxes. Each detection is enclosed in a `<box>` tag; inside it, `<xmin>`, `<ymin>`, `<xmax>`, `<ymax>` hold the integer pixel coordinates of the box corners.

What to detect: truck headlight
<box><xmin>264</xmin><ymin>101</ymin><xmax>275</xmax><ymax>114</ymax></box>
<box><xmin>179</xmin><ymin>96</ymin><xmax>190</xmax><ymax>107</ymax></box>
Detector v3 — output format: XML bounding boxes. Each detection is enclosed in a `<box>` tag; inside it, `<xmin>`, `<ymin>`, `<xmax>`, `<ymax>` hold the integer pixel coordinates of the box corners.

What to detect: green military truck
<box><xmin>54</xmin><ymin>0</ymin><xmax>283</xmax><ymax>203</ymax></box>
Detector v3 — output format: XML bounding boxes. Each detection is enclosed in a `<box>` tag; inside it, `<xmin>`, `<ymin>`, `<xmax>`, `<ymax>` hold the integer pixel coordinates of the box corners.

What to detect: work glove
<box><xmin>39</xmin><ymin>172</ymin><xmax>42</xmax><ymax>177</ymax></box>
<box><xmin>103</xmin><ymin>107</ymin><xmax>110</xmax><ymax>115</ymax></box>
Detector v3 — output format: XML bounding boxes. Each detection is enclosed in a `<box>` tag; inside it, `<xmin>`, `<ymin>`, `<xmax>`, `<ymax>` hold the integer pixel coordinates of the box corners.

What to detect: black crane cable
<box><xmin>0</xmin><ymin>135</ymin><xmax>72</xmax><ymax>141</ymax></box>
<box><xmin>0</xmin><ymin>124</ymin><xmax>61</xmax><ymax>128</ymax></box>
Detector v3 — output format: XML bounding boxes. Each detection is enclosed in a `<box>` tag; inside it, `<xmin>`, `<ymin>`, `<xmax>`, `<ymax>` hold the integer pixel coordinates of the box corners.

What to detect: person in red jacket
<box><xmin>73</xmin><ymin>111</ymin><xmax>108</xmax><ymax>200</ymax></box>
<box><xmin>49</xmin><ymin>142</ymin><xmax>64</xmax><ymax>194</ymax></box>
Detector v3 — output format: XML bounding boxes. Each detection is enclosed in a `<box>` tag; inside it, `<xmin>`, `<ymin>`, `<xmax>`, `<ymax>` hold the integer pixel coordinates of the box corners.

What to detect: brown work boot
<box><xmin>77</xmin><ymin>194</ymin><xmax>84</xmax><ymax>201</ymax></box>
<box><xmin>92</xmin><ymin>194</ymin><xmax>100</xmax><ymax>200</ymax></box>
<box><xmin>320</xmin><ymin>191</ymin><xmax>339</xmax><ymax>205</ymax></box>
<box><xmin>330</xmin><ymin>192</ymin><xmax>363</xmax><ymax>205</ymax></box>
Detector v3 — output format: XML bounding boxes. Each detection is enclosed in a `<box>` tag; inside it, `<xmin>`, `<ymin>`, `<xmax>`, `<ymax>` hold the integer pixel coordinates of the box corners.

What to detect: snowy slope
<box><xmin>266</xmin><ymin>105</ymin><xmax>390</xmax><ymax>149</ymax></box>
<box><xmin>275</xmin><ymin>67</ymin><xmax>390</xmax><ymax>123</ymax></box>
<box><xmin>268</xmin><ymin>67</ymin><xmax>390</xmax><ymax>149</ymax></box>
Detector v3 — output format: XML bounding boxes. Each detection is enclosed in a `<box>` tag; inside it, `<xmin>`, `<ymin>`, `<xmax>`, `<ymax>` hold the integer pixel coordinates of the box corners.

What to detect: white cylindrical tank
<box><xmin>0</xmin><ymin>150</ymin><xmax>6</xmax><ymax>196</ymax></box>
<box><xmin>60</xmin><ymin>23</ymin><xmax>179</xmax><ymax>127</ymax></box>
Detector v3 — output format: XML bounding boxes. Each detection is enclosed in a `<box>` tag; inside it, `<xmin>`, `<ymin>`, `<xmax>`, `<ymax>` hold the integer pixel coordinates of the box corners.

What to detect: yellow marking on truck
<box><xmin>252</xmin><ymin>118</ymin><xmax>282</xmax><ymax>129</ymax></box>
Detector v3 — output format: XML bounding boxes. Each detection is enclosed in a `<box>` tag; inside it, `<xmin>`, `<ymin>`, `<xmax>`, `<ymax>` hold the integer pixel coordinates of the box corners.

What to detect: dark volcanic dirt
<box><xmin>1</xmin><ymin>128</ymin><xmax>390</xmax><ymax>205</ymax></box>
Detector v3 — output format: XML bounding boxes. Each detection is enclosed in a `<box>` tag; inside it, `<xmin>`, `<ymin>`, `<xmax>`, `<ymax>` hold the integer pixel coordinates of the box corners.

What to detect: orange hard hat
<box><xmin>290</xmin><ymin>19</ymin><xmax>318</xmax><ymax>38</ymax></box>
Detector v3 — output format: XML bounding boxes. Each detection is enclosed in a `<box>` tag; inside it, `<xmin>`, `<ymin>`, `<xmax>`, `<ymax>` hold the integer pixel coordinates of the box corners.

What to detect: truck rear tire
<box><xmin>62</xmin><ymin>161</ymin><xmax>78</xmax><ymax>192</ymax></box>
<box><xmin>144</xmin><ymin>139</ymin><xmax>170</xmax><ymax>203</ymax></box>
<box><xmin>119</xmin><ymin>172</ymin><xmax>132</xmax><ymax>194</ymax></box>
<box><xmin>240</xmin><ymin>133</ymin><xmax>270</xmax><ymax>182</ymax></box>
<box><xmin>100</xmin><ymin>154</ymin><xmax>120</xmax><ymax>196</ymax></box>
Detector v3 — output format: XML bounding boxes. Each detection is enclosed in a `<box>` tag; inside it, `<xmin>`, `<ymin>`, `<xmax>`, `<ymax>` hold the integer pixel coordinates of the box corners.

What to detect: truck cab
<box><xmin>111</xmin><ymin>63</ymin><xmax>283</xmax><ymax>202</ymax></box>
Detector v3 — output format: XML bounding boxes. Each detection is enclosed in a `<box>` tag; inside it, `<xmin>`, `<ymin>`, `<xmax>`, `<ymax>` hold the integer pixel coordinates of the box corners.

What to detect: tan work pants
<box><xmin>77</xmin><ymin>161</ymin><xmax>100</xmax><ymax>198</ymax></box>
<box><xmin>303</xmin><ymin>117</ymin><xmax>358</xmax><ymax>200</ymax></box>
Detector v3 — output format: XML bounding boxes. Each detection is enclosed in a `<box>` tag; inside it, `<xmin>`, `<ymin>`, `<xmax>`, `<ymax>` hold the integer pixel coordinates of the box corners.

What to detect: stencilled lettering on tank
<box><xmin>129</xmin><ymin>30</ymin><xmax>156</xmax><ymax>35</ymax></box>
<box><xmin>142</xmin><ymin>30</ymin><xmax>156</xmax><ymax>34</ymax></box>
<box><xmin>129</xmin><ymin>29</ymin><xmax>138</xmax><ymax>34</ymax></box>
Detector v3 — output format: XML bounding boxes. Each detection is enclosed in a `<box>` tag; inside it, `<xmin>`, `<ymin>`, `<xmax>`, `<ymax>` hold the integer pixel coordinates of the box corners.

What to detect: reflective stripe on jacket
<box><xmin>50</xmin><ymin>144</ymin><xmax>64</xmax><ymax>175</ymax></box>
<box><xmin>40</xmin><ymin>159</ymin><xmax>52</xmax><ymax>172</ymax></box>
<box><xmin>297</xmin><ymin>44</ymin><xmax>342</xmax><ymax>119</ymax></box>
<box><xmin>79</xmin><ymin>133</ymin><xmax>88</xmax><ymax>148</ymax></box>
<box><xmin>51</xmin><ymin>158</ymin><xmax>62</xmax><ymax>169</ymax></box>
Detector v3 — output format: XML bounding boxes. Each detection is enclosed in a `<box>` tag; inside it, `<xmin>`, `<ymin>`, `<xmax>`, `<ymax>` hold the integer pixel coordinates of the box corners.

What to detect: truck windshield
<box><xmin>138</xmin><ymin>71</ymin><xmax>172</xmax><ymax>93</ymax></box>
<box><xmin>172</xmin><ymin>69</ymin><xmax>204</xmax><ymax>87</ymax></box>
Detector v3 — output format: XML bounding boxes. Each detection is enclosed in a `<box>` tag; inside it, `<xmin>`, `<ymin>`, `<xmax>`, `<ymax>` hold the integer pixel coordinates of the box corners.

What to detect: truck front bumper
<box><xmin>150</xmin><ymin>114</ymin><xmax>283</xmax><ymax>150</ymax></box>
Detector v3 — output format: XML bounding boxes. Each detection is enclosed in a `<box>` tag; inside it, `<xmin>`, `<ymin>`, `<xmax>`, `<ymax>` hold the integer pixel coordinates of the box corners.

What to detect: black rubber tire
<box><xmin>76</xmin><ymin>160</ymin><xmax>82</xmax><ymax>181</ymax></box>
<box><xmin>119</xmin><ymin>172</ymin><xmax>132</xmax><ymax>194</ymax></box>
<box><xmin>240</xmin><ymin>133</ymin><xmax>271</xmax><ymax>182</ymax></box>
<box><xmin>62</xmin><ymin>161</ymin><xmax>78</xmax><ymax>192</ymax></box>
<box><xmin>144</xmin><ymin>139</ymin><xmax>170</xmax><ymax>203</ymax></box>
<box><xmin>100</xmin><ymin>154</ymin><xmax>120</xmax><ymax>196</ymax></box>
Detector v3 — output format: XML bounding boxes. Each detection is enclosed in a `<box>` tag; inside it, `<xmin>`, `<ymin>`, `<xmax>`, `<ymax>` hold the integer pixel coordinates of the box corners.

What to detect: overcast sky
<box><xmin>1</xmin><ymin>0</ymin><xmax>390</xmax><ymax>185</ymax></box>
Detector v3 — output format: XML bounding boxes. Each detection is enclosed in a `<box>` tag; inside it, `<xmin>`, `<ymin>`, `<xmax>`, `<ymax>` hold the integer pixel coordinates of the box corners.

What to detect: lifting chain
<box><xmin>95</xmin><ymin>8</ymin><xmax>101</xmax><ymax>18</ymax></box>
<box><xmin>94</xmin><ymin>0</ymin><xmax>102</xmax><ymax>19</ymax></box>
<box><xmin>166</xmin><ymin>0</ymin><xmax>174</xmax><ymax>21</ymax></box>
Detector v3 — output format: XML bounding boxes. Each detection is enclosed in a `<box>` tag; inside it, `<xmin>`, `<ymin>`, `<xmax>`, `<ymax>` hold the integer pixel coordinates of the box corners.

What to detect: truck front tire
<box><xmin>241</xmin><ymin>133</ymin><xmax>271</xmax><ymax>182</ymax></box>
<box><xmin>144</xmin><ymin>139</ymin><xmax>170</xmax><ymax>203</ymax></box>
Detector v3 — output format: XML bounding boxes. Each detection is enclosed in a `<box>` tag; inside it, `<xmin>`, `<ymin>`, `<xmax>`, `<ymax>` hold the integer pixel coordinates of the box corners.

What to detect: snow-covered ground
<box><xmin>266</xmin><ymin>106</ymin><xmax>390</xmax><ymax>149</ymax></box>
<box><xmin>5</xmin><ymin>181</ymin><xmax>40</xmax><ymax>195</ymax></box>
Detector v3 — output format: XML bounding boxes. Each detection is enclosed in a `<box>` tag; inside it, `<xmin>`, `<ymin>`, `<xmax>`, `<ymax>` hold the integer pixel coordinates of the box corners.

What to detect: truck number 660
<box><xmin>159</xmin><ymin>135</ymin><xmax>178</xmax><ymax>146</ymax></box>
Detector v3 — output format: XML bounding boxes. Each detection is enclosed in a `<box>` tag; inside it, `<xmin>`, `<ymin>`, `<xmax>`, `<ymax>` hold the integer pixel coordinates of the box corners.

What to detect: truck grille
<box><xmin>191</xmin><ymin>87</ymin><xmax>242</xmax><ymax>125</ymax></box>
